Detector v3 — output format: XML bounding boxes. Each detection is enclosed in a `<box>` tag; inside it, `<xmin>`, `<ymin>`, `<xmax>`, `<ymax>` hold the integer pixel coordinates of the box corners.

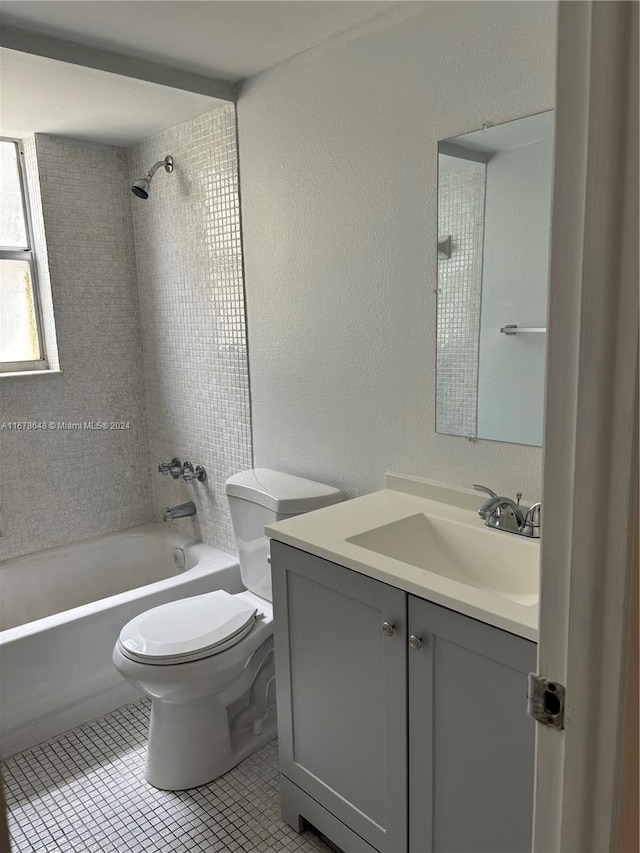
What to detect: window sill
<box><xmin>0</xmin><ymin>369</ymin><xmax>63</xmax><ymax>379</ymax></box>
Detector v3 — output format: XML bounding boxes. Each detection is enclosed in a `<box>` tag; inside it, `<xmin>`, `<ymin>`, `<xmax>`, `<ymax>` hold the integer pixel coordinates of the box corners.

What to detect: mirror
<box><xmin>435</xmin><ymin>111</ymin><xmax>554</xmax><ymax>447</ymax></box>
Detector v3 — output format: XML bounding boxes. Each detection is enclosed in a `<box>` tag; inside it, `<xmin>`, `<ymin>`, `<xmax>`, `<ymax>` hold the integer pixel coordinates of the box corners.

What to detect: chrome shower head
<box><xmin>131</xmin><ymin>177</ymin><xmax>150</xmax><ymax>199</ymax></box>
<box><xmin>130</xmin><ymin>155</ymin><xmax>173</xmax><ymax>199</ymax></box>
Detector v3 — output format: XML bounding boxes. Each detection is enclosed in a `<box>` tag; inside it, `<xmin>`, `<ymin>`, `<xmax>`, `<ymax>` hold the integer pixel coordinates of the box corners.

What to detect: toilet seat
<box><xmin>118</xmin><ymin>591</ymin><xmax>258</xmax><ymax>665</ymax></box>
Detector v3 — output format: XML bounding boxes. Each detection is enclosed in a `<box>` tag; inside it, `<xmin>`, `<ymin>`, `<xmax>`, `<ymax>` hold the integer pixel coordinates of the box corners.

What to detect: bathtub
<box><xmin>0</xmin><ymin>524</ymin><xmax>242</xmax><ymax>758</ymax></box>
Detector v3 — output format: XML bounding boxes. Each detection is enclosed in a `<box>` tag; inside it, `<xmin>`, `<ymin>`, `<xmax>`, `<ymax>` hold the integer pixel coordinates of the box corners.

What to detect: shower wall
<box><xmin>128</xmin><ymin>105</ymin><xmax>251</xmax><ymax>553</ymax></box>
<box><xmin>0</xmin><ymin>135</ymin><xmax>151</xmax><ymax>561</ymax></box>
<box><xmin>1</xmin><ymin>107</ymin><xmax>251</xmax><ymax>561</ymax></box>
<box><xmin>436</xmin><ymin>162</ymin><xmax>486</xmax><ymax>438</ymax></box>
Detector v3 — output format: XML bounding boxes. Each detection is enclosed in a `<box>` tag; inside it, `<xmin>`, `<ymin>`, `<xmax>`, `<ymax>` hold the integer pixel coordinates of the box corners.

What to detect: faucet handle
<box><xmin>182</xmin><ymin>461</ymin><xmax>196</xmax><ymax>481</ymax></box>
<box><xmin>159</xmin><ymin>457</ymin><xmax>182</xmax><ymax>477</ymax></box>
<box><xmin>168</xmin><ymin>458</ymin><xmax>183</xmax><ymax>479</ymax></box>
<box><xmin>181</xmin><ymin>461</ymin><xmax>207</xmax><ymax>483</ymax></box>
<box><xmin>522</xmin><ymin>502</ymin><xmax>542</xmax><ymax>538</ymax></box>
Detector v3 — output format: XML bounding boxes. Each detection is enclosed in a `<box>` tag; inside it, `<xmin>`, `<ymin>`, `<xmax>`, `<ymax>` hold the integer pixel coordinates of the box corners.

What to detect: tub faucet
<box><xmin>163</xmin><ymin>501</ymin><xmax>196</xmax><ymax>523</ymax></box>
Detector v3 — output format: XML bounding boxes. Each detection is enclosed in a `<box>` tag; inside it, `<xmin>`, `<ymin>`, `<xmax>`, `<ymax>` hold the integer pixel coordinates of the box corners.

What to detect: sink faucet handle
<box><xmin>522</xmin><ymin>502</ymin><xmax>542</xmax><ymax>538</ymax></box>
<box><xmin>473</xmin><ymin>484</ymin><xmax>498</xmax><ymax>499</ymax></box>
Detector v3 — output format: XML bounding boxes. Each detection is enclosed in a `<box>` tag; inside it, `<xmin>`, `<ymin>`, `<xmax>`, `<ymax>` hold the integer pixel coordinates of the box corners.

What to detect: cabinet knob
<box><xmin>382</xmin><ymin>622</ymin><xmax>396</xmax><ymax>637</ymax></box>
<box><xmin>408</xmin><ymin>635</ymin><xmax>423</xmax><ymax>650</ymax></box>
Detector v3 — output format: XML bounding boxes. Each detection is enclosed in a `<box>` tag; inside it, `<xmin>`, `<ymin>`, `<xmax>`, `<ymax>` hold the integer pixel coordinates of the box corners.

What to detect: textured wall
<box><xmin>237</xmin><ymin>1</ymin><xmax>556</xmax><ymax>501</ymax></box>
<box><xmin>129</xmin><ymin>105</ymin><xmax>251</xmax><ymax>553</ymax></box>
<box><xmin>0</xmin><ymin>135</ymin><xmax>151</xmax><ymax>560</ymax></box>
<box><xmin>436</xmin><ymin>162</ymin><xmax>486</xmax><ymax>438</ymax></box>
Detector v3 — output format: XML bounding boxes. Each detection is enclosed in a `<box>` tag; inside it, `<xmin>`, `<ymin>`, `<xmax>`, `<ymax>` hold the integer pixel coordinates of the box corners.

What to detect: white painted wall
<box><xmin>477</xmin><ymin>137</ymin><xmax>553</xmax><ymax>445</ymax></box>
<box><xmin>237</xmin><ymin>1</ymin><xmax>556</xmax><ymax>500</ymax></box>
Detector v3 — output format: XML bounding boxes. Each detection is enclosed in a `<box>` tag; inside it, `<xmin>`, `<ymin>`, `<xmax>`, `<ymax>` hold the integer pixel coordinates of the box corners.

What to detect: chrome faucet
<box><xmin>163</xmin><ymin>501</ymin><xmax>196</xmax><ymax>523</ymax></box>
<box><xmin>473</xmin><ymin>485</ymin><xmax>541</xmax><ymax>538</ymax></box>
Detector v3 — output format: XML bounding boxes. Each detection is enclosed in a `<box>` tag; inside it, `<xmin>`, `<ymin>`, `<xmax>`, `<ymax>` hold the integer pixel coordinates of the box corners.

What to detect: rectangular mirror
<box><xmin>436</xmin><ymin>110</ymin><xmax>554</xmax><ymax>447</ymax></box>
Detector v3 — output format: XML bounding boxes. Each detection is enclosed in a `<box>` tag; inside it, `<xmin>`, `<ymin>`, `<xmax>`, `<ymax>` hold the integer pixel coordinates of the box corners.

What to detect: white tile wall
<box><xmin>0</xmin><ymin>135</ymin><xmax>151</xmax><ymax>561</ymax></box>
<box><xmin>129</xmin><ymin>105</ymin><xmax>251</xmax><ymax>554</ymax></box>
<box><xmin>436</xmin><ymin>163</ymin><xmax>486</xmax><ymax>437</ymax></box>
<box><xmin>1</xmin><ymin>107</ymin><xmax>251</xmax><ymax>561</ymax></box>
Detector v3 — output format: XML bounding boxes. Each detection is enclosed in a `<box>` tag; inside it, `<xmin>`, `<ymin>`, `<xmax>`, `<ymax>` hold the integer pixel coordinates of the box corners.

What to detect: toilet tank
<box><xmin>225</xmin><ymin>469</ymin><xmax>342</xmax><ymax>602</ymax></box>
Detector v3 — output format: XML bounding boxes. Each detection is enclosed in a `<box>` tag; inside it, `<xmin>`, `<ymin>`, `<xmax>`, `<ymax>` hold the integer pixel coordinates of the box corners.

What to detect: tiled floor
<box><xmin>3</xmin><ymin>699</ymin><xmax>334</xmax><ymax>852</ymax></box>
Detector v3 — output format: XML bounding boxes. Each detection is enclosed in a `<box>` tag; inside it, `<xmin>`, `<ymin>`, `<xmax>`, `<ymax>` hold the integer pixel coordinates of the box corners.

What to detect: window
<box><xmin>0</xmin><ymin>138</ymin><xmax>47</xmax><ymax>372</ymax></box>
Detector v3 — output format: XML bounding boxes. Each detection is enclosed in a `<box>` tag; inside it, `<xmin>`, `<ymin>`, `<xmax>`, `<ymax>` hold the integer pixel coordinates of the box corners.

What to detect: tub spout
<box><xmin>163</xmin><ymin>501</ymin><xmax>196</xmax><ymax>523</ymax></box>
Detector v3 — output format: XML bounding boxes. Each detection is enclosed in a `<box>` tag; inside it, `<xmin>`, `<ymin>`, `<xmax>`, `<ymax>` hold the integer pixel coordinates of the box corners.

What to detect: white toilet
<box><xmin>112</xmin><ymin>468</ymin><xmax>341</xmax><ymax>791</ymax></box>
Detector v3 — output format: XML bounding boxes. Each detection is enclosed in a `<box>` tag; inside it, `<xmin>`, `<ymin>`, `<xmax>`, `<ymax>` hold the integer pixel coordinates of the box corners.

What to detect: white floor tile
<box><xmin>3</xmin><ymin>699</ymin><xmax>335</xmax><ymax>853</ymax></box>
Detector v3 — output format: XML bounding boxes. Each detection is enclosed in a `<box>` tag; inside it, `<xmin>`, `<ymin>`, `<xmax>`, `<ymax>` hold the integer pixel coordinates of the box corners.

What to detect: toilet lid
<box><xmin>118</xmin><ymin>591</ymin><xmax>257</xmax><ymax>663</ymax></box>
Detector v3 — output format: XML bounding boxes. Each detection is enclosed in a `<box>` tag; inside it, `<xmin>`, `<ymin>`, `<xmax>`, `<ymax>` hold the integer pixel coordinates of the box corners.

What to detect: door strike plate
<box><xmin>527</xmin><ymin>673</ymin><xmax>565</xmax><ymax>730</ymax></box>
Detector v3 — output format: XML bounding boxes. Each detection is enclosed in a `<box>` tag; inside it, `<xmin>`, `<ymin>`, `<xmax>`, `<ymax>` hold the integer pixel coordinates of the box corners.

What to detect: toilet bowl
<box><xmin>113</xmin><ymin>468</ymin><xmax>342</xmax><ymax>790</ymax></box>
<box><xmin>113</xmin><ymin>590</ymin><xmax>275</xmax><ymax>790</ymax></box>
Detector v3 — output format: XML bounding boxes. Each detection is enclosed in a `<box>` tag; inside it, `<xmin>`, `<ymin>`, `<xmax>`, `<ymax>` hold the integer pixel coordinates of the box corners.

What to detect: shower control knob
<box><xmin>168</xmin><ymin>458</ymin><xmax>183</xmax><ymax>479</ymax></box>
<box><xmin>409</xmin><ymin>635</ymin><xmax>423</xmax><ymax>650</ymax></box>
<box><xmin>382</xmin><ymin>622</ymin><xmax>396</xmax><ymax>637</ymax></box>
<box><xmin>182</xmin><ymin>462</ymin><xmax>207</xmax><ymax>483</ymax></box>
<box><xmin>181</xmin><ymin>461</ymin><xmax>197</xmax><ymax>481</ymax></box>
<box><xmin>159</xmin><ymin>457</ymin><xmax>181</xmax><ymax>476</ymax></box>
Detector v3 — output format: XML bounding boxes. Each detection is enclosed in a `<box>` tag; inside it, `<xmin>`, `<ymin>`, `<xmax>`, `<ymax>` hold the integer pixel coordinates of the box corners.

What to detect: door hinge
<box><xmin>527</xmin><ymin>673</ymin><xmax>566</xmax><ymax>730</ymax></box>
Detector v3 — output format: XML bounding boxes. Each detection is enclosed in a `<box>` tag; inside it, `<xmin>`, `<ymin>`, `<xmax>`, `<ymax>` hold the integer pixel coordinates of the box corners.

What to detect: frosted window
<box><xmin>0</xmin><ymin>260</ymin><xmax>39</xmax><ymax>362</ymax></box>
<box><xmin>0</xmin><ymin>139</ymin><xmax>44</xmax><ymax>369</ymax></box>
<box><xmin>0</xmin><ymin>141</ymin><xmax>28</xmax><ymax>249</ymax></box>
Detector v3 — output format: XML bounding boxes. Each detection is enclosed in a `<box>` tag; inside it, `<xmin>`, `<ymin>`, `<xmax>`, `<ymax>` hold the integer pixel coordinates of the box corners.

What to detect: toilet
<box><xmin>112</xmin><ymin>468</ymin><xmax>341</xmax><ymax>791</ymax></box>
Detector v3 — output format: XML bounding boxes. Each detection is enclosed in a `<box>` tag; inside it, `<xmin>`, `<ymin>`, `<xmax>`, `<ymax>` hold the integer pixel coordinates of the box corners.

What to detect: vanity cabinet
<box><xmin>271</xmin><ymin>541</ymin><xmax>536</xmax><ymax>853</ymax></box>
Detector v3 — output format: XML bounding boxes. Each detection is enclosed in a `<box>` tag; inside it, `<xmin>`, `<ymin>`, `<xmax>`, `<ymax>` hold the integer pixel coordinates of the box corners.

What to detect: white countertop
<box><xmin>266</xmin><ymin>480</ymin><xmax>540</xmax><ymax>642</ymax></box>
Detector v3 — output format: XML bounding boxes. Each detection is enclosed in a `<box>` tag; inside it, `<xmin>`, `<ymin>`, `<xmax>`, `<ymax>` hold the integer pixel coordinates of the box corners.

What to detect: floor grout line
<box><xmin>3</xmin><ymin>698</ymin><xmax>333</xmax><ymax>853</ymax></box>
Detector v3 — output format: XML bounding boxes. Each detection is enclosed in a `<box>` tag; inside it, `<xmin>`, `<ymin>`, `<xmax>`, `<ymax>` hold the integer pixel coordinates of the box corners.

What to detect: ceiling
<box><xmin>0</xmin><ymin>48</ymin><xmax>223</xmax><ymax>146</ymax></box>
<box><xmin>0</xmin><ymin>1</ymin><xmax>399</xmax><ymax>82</ymax></box>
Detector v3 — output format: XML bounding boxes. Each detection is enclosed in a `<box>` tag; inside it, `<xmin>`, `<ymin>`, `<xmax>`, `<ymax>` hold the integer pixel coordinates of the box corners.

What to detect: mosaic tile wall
<box><xmin>0</xmin><ymin>135</ymin><xmax>151</xmax><ymax>561</ymax></box>
<box><xmin>128</xmin><ymin>105</ymin><xmax>252</xmax><ymax>554</ymax></box>
<box><xmin>435</xmin><ymin>163</ymin><xmax>486</xmax><ymax>438</ymax></box>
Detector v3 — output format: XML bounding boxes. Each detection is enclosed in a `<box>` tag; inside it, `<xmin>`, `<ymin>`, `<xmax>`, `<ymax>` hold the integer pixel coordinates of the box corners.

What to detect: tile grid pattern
<box><xmin>4</xmin><ymin>699</ymin><xmax>334</xmax><ymax>853</ymax></box>
<box><xmin>129</xmin><ymin>104</ymin><xmax>252</xmax><ymax>555</ymax></box>
<box><xmin>435</xmin><ymin>163</ymin><xmax>486</xmax><ymax>438</ymax></box>
<box><xmin>0</xmin><ymin>135</ymin><xmax>152</xmax><ymax>561</ymax></box>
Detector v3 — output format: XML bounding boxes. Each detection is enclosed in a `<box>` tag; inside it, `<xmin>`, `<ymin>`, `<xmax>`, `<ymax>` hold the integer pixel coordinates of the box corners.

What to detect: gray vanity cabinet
<box><xmin>408</xmin><ymin>596</ymin><xmax>536</xmax><ymax>853</ymax></box>
<box><xmin>271</xmin><ymin>541</ymin><xmax>408</xmax><ymax>853</ymax></box>
<box><xmin>271</xmin><ymin>541</ymin><xmax>536</xmax><ymax>853</ymax></box>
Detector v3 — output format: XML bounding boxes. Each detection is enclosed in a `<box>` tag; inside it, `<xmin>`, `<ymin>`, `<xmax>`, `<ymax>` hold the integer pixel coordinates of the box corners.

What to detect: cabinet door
<box><xmin>408</xmin><ymin>596</ymin><xmax>536</xmax><ymax>853</ymax></box>
<box><xmin>272</xmin><ymin>541</ymin><xmax>407</xmax><ymax>853</ymax></box>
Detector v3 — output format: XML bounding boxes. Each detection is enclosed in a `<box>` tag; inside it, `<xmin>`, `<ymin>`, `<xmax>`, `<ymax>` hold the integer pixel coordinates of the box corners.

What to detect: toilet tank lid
<box><xmin>225</xmin><ymin>468</ymin><xmax>342</xmax><ymax>514</ymax></box>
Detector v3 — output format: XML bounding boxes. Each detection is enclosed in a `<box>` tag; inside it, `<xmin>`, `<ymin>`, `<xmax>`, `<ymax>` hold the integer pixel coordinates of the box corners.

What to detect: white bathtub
<box><xmin>0</xmin><ymin>524</ymin><xmax>242</xmax><ymax>757</ymax></box>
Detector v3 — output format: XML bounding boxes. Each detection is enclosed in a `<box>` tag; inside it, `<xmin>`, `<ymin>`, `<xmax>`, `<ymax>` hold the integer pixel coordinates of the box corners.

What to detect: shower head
<box><xmin>131</xmin><ymin>154</ymin><xmax>173</xmax><ymax>199</ymax></box>
<box><xmin>131</xmin><ymin>177</ymin><xmax>151</xmax><ymax>199</ymax></box>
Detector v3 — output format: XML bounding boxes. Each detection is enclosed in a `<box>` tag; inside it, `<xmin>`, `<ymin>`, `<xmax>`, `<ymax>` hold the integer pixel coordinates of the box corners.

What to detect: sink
<box><xmin>346</xmin><ymin>512</ymin><xmax>539</xmax><ymax>606</ymax></box>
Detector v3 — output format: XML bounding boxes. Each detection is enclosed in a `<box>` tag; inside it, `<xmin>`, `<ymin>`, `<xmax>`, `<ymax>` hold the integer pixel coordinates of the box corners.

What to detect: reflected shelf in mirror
<box><xmin>500</xmin><ymin>325</ymin><xmax>547</xmax><ymax>335</ymax></box>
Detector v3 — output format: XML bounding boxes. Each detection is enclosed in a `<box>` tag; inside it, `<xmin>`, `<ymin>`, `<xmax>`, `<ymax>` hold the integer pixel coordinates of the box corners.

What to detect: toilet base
<box><xmin>145</xmin><ymin>696</ymin><xmax>277</xmax><ymax>790</ymax></box>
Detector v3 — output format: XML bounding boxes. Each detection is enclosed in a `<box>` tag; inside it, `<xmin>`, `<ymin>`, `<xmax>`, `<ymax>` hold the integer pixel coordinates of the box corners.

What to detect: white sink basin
<box><xmin>346</xmin><ymin>512</ymin><xmax>538</xmax><ymax>606</ymax></box>
<box><xmin>266</xmin><ymin>479</ymin><xmax>541</xmax><ymax>640</ymax></box>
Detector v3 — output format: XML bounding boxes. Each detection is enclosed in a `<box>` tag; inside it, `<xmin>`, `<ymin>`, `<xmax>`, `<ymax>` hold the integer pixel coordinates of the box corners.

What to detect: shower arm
<box><xmin>145</xmin><ymin>156</ymin><xmax>174</xmax><ymax>180</ymax></box>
